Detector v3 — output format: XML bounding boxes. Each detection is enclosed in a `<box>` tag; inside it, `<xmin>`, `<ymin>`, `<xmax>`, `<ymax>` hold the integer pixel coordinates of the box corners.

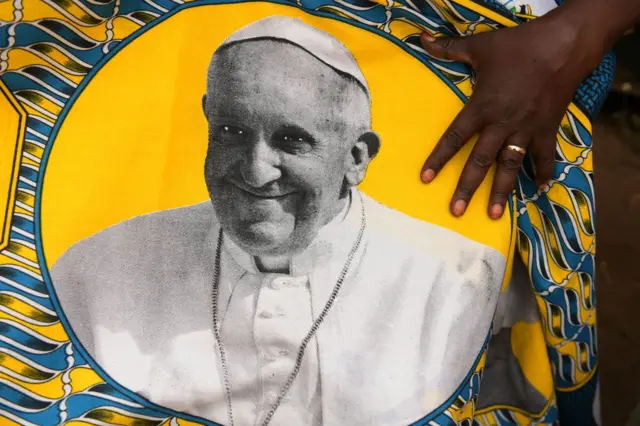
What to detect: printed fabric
<box><xmin>0</xmin><ymin>1</ymin><xmax>611</xmax><ymax>425</ymax></box>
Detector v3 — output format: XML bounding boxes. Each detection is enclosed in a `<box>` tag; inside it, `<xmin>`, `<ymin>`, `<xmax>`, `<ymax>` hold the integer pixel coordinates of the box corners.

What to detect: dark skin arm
<box><xmin>419</xmin><ymin>0</ymin><xmax>640</xmax><ymax>219</ymax></box>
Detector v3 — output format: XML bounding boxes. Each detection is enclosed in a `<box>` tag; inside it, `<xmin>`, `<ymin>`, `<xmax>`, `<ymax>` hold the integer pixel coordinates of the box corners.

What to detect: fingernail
<box><xmin>539</xmin><ymin>184</ymin><xmax>549</xmax><ymax>191</ymax></box>
<box><xmin>490</xmin><ymin>203</ymin><xmax>503</xmax><ymax>219</ymax></box>
<box><xmin>422</xmin><ymin>33</ymin><xmax>436</xmax><ymax>42</ymax></box>
<box><xmin>422</xmin><ymin>169</ymin><xmax>435</xmax><ymax>183</ymax></box>
<box><xmin>452</xmin><ymin>199</ymin><xmax>467</xmax><ymax>217</ymax></box>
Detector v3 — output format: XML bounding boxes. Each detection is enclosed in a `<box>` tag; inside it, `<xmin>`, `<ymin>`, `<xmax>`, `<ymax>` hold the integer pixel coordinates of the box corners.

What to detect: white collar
<box><xmin>219</xmin><ymin>188</ymin><xmax>363</xmax><ymax>277</ymax></box>
<box><xmin>207</xmin><ymin>187</ymin><xmax>366</xmax><ymax>334</ymax></box>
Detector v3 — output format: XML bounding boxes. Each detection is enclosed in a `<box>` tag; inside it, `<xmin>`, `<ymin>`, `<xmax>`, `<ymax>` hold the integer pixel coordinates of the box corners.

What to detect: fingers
<box><xmin>532</xmin><ymin>133</ymin><xmax>556</xmax><ymax>189</ymax></box>
<box><xmin>450</xmin><ymin>127</ymin><xmax>510</xmax><ymax>217</ymax></box>
<box><xmin>421</xmin><ymin>100</ymin><xmax>482</xmax><ymax>184</ymax></box>
<box><xmin>488</xmin><ymin>135</ymin><xmax>529</xmax><ymax>219</ymax></box>
<box><xmin>420</xmin><ymin>33</ymin><xmax>473</xmax><ymax>64</ymax></box>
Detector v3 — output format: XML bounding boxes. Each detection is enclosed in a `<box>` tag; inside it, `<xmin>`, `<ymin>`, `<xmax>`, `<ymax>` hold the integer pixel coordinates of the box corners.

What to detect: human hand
<box><xmin>419</xmin><ymin>8</ymin><xmax>604</xmax><ymax>219</ymax></box>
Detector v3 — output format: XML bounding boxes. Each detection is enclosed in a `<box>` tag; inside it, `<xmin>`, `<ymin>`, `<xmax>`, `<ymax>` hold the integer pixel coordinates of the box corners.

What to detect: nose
<box><xmin>240</xmin><ymin>137</ymin><xmax>282</xmax><ymax>188</ymax></box>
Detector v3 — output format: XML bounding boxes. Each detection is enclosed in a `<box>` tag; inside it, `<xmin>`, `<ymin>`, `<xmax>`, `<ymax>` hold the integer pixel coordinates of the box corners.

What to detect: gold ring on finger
<box><xmin>505</xmin><ymin>144</ymin><xmax>526</xmax><ymax>155</ymax></box>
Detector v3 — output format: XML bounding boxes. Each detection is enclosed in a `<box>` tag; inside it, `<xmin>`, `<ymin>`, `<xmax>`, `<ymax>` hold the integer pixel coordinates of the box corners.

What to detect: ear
<box><xmin>202</xmin><ymin>94</ymin><xmax>208</xmax><ymax>119</ymax></box>
<box><xmin>345</xmin><ymin>131</ymin><xmax>381</xmax><ymax>186</ymax></box>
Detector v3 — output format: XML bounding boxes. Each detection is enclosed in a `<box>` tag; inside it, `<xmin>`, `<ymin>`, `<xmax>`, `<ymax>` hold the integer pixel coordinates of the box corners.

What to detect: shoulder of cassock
<box><xmin>51</xmin><ymin>196</ymin><xmax>507</xmax><ymax>291</ymax></box>
<box><xmin>50</xmin><ymin>202</ymin><xmax>217</xmax><ymax>284</ymax></box>
<box><xmin>359</xmin><ymin>192</ymin><xmax>506</xmax><ymax>282</ymax></box>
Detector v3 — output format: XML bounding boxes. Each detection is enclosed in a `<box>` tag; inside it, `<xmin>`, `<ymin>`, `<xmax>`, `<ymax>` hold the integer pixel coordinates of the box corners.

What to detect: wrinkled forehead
<box><xmin>206</xmin><ymin>40</ymin><xmax>370</xmax><ymax>127</ymax></box>
<box><xmin>207</xmin><ymin>39</ymin><xmax>363</xmax><ymax>95</ymax></box>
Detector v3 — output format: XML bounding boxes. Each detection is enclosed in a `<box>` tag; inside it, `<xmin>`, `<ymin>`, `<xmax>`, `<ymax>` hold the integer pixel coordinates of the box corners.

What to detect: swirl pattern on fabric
<box><xmin>0</xmin><ymin>0</ymin><xmax>603</xmax><ymax>425</ymax></box>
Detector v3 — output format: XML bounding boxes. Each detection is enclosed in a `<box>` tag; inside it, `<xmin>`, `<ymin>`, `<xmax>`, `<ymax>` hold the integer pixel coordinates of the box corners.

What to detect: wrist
<box><xmin>555</xmin><ymin>0</ymin><xmax>634</xmax><ymax>70</ymax></box>
<box><xmin>529</xmin><ymin>6</ymin><xmax>603</xmax><ymax>80</ymax></box>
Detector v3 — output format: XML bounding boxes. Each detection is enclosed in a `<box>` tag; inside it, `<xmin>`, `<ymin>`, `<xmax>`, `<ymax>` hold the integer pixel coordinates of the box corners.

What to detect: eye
<box><xmin>215</xmin><ymin>124</ymin><xmax>247</xmax><ymax>144</ymax></box>
<box><xmin>273</xmin><ymin>127</ymin><xmax>314</xmax><ymax>154</ymax></box>
<box><xmin>221</xmin><ymin>125</ymin><xmax>243</xmax><ymax>135</ymax></box>
<box><xmin>281</xmin><ymin>134</ymin><xmax>308</xmax><ymax>143</ymax></box>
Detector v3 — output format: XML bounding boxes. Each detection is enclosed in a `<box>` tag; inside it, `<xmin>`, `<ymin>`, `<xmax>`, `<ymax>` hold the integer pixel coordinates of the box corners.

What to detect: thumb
<box><xmin>420</xmin><ymin>33</ymin><xmax>473</xmax><ymax>64</ymax></box>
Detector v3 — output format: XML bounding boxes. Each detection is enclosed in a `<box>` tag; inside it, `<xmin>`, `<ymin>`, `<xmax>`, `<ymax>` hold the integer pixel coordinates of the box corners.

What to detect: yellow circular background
<box><xmin>41</xmin><ymin>3</ymin><xmax>511</xmax><ymax>266</ymax></box>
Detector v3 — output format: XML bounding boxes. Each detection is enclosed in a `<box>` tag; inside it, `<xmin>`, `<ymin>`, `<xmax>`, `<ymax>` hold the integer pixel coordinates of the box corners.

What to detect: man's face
<box><xmin>204</xmin><ymin>41</ymin><xmax>372</xmax><ymax>257</ymax></box>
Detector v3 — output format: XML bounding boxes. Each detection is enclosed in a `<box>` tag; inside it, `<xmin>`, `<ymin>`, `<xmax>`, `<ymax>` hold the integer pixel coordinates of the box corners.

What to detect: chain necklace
<box><xmin>211</xmin><ymin>196</ymin><xmax>366</xmax><ymax>426</ymax></box>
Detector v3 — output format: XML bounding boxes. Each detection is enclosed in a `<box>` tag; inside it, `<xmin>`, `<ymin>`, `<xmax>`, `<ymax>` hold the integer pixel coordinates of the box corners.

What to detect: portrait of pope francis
<box><xmin>51</xmin><ymin>16</ymin><xmax>507</xmax><ymax>426</ymax></box>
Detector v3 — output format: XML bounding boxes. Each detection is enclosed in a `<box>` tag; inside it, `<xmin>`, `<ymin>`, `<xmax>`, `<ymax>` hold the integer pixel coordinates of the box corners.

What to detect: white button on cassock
<box><xmin>221</xmin><ymin>270</ymin><xmax>320</xmax><ymax>426</ymax></box>
<box><xmin>254</xmin><ymin>275</ymin><xmax>315</xmax><ymax>419</ymax></box>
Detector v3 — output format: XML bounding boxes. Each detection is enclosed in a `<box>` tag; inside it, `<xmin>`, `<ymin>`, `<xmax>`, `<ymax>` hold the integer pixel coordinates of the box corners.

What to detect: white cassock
<box><xmin>51</xmin><ymin>188</ymin><xmax>506</xmax><ymax>426</ymax></box>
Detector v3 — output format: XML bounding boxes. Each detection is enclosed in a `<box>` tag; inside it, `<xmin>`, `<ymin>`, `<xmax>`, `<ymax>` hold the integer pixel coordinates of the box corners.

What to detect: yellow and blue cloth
<box><xmin>0</xmin><ymin>0</ymin><xmax>611</xmax><ymax>425</ymax></box>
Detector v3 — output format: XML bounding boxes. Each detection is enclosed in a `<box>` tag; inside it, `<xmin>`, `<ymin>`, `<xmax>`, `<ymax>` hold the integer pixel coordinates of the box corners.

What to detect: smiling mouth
<box><xmin>229</xmin><ymin>181</ymin><xmax>294</xmax><ymax>200</ymax></box>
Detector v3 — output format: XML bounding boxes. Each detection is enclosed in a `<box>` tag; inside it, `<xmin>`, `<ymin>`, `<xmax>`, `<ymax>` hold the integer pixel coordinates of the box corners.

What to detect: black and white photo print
<box><xmin>50</xmin><ymin>16</ymin><xmax>506</xmax><ymax>426</ymax></box>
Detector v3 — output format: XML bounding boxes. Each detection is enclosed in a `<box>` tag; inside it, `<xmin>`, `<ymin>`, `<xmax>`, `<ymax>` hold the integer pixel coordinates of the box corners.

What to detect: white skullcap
<box><xmin>216</xmin><ymin>16</ymin><xmax>370</xmax><ymax>97</ymax></box>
